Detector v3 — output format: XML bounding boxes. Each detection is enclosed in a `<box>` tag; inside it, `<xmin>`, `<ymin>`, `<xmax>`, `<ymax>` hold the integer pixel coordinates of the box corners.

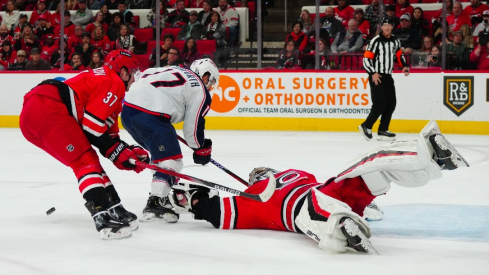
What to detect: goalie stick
<box><xmin>129</xmin><ymin>159</ymin><xmax>276</xmax><ymax>202</ymax></box>
<box><xmin>177</xmin><ymin>135</ymin><xmax>249</xmax><ymax>187</ymax></box>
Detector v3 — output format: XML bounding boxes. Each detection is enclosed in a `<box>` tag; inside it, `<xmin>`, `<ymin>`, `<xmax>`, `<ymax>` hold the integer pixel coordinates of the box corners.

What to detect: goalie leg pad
<box><xmin>295</xmin><ymin>188</ymin><xmax>373</xmax><ymax>253</ymax></box>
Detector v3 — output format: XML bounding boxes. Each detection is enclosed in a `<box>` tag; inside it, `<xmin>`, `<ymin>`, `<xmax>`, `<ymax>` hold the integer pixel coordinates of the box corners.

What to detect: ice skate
<box><xmin>358</xmin><ymin>125</ymin><xmax>373</xmax><ymax>141</ymax></box>
<box><xmin>85</xmin><ymin>201</ymin><xmax>132</xmax><ymax>240</ymax></box>
<box><xmin>429</xmin><ymin>133</ymin><xmax>469</xmax><ymax>170</ymax></box>
<box><xmin>363</xmin><ymin>201</ymin><xmax>384</xmax><ymax>221</ymax></box>
<box><xmin>339</xmin><ymin>217</ymin><xmax>378</xmax><ymax>254</ymax></box>
<box><xmin>107</xmin><ymin>202</ymin><xmax>139</xmax><ymax>231</ymax></box>
<box><xmin>141</xmin><ymin>196</ymin><xmax>179</xmax><ymax>223</ymax></box>
<box><xmin>377</xmin><ymin>130</ymin><xmax>396</xmax><ymax>141</ymax></box>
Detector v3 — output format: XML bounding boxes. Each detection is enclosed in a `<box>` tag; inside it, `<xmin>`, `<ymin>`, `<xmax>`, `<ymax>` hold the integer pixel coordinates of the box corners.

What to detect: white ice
<box><xmin>1</xmin><ymin>128</ymin><xmax>489</xmax><ymax>275</ymax></box>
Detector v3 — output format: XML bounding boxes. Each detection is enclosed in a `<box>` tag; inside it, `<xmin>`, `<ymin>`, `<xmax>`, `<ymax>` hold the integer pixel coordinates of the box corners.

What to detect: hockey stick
<box><xmin>176</xmin><ymin>135</ymin><xmax>249</xmax><ymax>186</ymax></box>
<box><xmin>130</xmin><ymin>159</ymin><xmax>276</xmax><ymax>202</ymax></box>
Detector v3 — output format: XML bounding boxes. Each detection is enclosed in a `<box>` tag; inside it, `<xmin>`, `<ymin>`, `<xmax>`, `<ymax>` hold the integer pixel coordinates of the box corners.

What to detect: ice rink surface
<box><xmin>1</xmin><ymin>127</ymin><xmax>489</xmax><ymax>275</ymax></box>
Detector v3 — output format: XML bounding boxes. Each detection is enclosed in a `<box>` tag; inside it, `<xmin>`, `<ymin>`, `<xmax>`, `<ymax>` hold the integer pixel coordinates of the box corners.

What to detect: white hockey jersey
<box><xmin>124</xmin><ymin>66</ymin><xmax>212</xmax><ymax>149</ymax></box>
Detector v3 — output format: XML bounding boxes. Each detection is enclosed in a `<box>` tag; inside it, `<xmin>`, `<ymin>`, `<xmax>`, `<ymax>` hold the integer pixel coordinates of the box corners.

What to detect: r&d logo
<box><xmin>210</xmin><ymin>75</ymin><xmax>240</xmax><ymax>113</ymax></box>
<box><xmin>443</xmin><ymin>76</ymin><xmax>474</xmax><ymax>116</ymax></box>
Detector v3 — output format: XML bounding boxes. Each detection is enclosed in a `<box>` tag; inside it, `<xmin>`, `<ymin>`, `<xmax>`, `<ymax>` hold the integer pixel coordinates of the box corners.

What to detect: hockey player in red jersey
<box><xmin>19</xmin><ymin>49</ymin><xmax>149</xmax><ymax>240</ymax></box>
<box><xmin>169</xmin><ymin>121</ymin><xmax>469</xmax><ymax>253</ymax></box>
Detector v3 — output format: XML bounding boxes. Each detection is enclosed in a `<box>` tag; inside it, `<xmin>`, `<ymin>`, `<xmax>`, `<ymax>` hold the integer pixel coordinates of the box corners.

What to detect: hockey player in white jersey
<box><xmin>121</xmin><ymin>58</ymin><xmax>219</xmax><ymax>222</ymax></box>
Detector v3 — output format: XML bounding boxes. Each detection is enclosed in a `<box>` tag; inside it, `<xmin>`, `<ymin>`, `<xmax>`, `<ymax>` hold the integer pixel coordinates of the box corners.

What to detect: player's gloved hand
<box><xmin>128</xmin><ymin>145</ymin><xmax>150</xmax><ymax>164</ymax></box>
<box><xmin>193</xmin><ymin>139</ymin><xmax>212</xmax><ymax>165</ymax></box>
<box><xmin>105</xmin><ymin>142</ymin><xmax>144</xmax><ymax>173</ymax></box>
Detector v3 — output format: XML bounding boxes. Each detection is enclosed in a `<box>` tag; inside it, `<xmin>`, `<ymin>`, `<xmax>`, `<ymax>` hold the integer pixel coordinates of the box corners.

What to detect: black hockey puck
<box><xmin>46</xmin><ymin>207</ymin><xmax>56</xmax><ymax>215</ymax></box>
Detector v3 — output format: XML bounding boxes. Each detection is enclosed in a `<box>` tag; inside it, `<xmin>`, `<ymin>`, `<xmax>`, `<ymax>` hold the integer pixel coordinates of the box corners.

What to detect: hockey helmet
<box><xmin>249</xmin><ymin>167</ymin><xmax>280</xmax><ymax>186</ymax></box>
<box><xmin>190</xmin><ymin>58</ymin><xmax>220</xmax><ymax>90</ymax></box>
<box><xmin>104</xmin><ymin>49</ymin><xmax>140</xmax><ymax>76</ymax></box>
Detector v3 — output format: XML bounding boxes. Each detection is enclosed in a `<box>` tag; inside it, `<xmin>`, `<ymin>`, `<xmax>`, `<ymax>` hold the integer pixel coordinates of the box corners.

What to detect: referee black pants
<box><xmin>362</xmin><ymin>73</ymin><xmax>397</xmax><ymax>132</ymax></box>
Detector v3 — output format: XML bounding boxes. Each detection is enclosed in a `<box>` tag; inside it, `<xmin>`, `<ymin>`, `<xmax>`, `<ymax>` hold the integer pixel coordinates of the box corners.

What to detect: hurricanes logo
<box><xmin>210</xmin><ymin>75</ymin><xmax>240</xmax><ymax>113</ymax></box>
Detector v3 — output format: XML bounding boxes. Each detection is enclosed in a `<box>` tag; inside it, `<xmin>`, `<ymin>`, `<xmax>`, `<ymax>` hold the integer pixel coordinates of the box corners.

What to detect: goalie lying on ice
<box><xmin>169</xmin><ymin>120</ymin><xmax>469</xmax><ymax>253</ymax></box>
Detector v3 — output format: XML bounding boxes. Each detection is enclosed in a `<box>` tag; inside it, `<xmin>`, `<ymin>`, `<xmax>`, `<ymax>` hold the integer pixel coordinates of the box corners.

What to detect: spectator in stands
<box><xmin>473</xmin><ymin>10</ymin><xmax>489</xmax><ymax>36</ymax></box>
<box><xmin>149</xmin><ymin>33</ymin><xmax>174</xmax><ymax>67</ymax></box>
<box><xmin>91</xmin><ymin>25</ymin><xmax>111</xmax><ymax>55</ymax></box>
<box><xmin>87</xmin><ymin>0</ymin><xmax>102</xmax><ymax>9</ymax></box>
<box><xmin>385</xmin><ymin>5</ymin><xmax>400</xmax><ymax>29</ymax></box>
<box><xmin>72</xmin><ymin>0</ymin><xmax>94</xmax><ymax>30</ymax></box>
<box><xmin>179</xmin><ymin>37</ymin><xmax>202</xmax><ymax>67</ymax></box>
<box><xmin>107</xmin><ymin>12</ymin><xmax>122</xmax><ymax>41</ymax></box>
<box><xmin>1</xmin><ymin>0</ymin><xmax>20</xmax><ymax>33</ymax></box>
<box><xmin>286</xmin><ymin>21</ymin><xmax>308</xmax><ymax>53</ymax></box>
<box><xmin>165</xmin><ymin>46</ymin><xmax>185</xmax><ymax>66</ymax></box>
<box><xmin>88</xmin><ymin>50</ymin><xmax>103</xmax><ymax>68</ymax></box>
<box><xmin>40</xmin><ymin>34</ymin><xmax>58</xmax><ymax>62</ymax></box>
<box><xmin>354</xmin><ymin>8</ymin><xmax>370</xmax><ymax>40</ymax></box>
<box><xmin>460</xmin><ymin>24</ymin><xmax>475</xmax><ymax>47</ymax></box>
<box><xmin>166</xmin><ymin>0</ymin><xmax>190</xmax><ymax>28</ymax></box>
<box><xmin>0</xmin><ymin>24</ymin><xmax>15</xmax><ymax>48</ymax></box>
<box><xmin>216</xmin><ymin>0</ymin><xmax>239</xmax><ymax>52</ymax></box>
<box><xmin>86</xmin><ymin>12</ymin><xmax>109</xmax><ymax>34</ymax></box>
<box><xmin>49</xmin><ymin>38</ymin><xmax>69</xmax><ymax>68</ymax></box>
<box><xmin>100</xmin><ymin>4</ymin><xmax>113</xmax><ymax>26</ymax></box>
<box><xmin>395</xmin><ymin>0</ymin><xmax>414</xmax><ymax>18</ymax></box>
<box><xmin>67</xmin><ymin>25</ymin><xmax>83</xmax><ymax>54</ymax></box>
<box><xmin>147</xmin><ymin>0</ymin><xmax>168</xmax><ymax>28</ymax></box>
<box><xmin>25</xmin><ymin>47</ymin><xmax>51</xmax><ymax>70</ymax></box>
<box><xmin>393</xmin><ymin>14</ymin><xmax>421</xmax><ymax>53</ymax></box>
<box><xmin>13</xmin><ymin>14</ymin><xmax>28</xmax><ymax>39</ymax></box>
<box><xmin>470</xmin><ymin>31</ymin><xmax>489</xmax><ymax>69</ymax></box>
<box><xmin>115</xmin><ymin>23</ymin><xmax>138</xmax><ymax>52</ymax></box>
<box><xmin>53</xmin><ymin>11</ymin><xmax>75</xmax><ymax>39</ymax></box>
<box><xmin>106</xmin><ymin>0</ymin><xmax>119</xmax><ymax>10</ymax></box>
<box><xmin>50</xmin><ymin>3</ymin><xmax>62</xmax><ymax>28</ymax></box>
<box><xmin>447</xmin><ymin>31</ymin><xmax>467</xmax><ymax>69</ymax></box>
<box><xmin>303</xmin><ymin>38</ymin><xmax>333</xmax><ymax>69</ymax></box>
<box><xmin>35</xmin><ymin>14</ymin><xmax>55</xmax><ymax>45</ymax></box>
<box><xmin>364</xmin><ymin>0</ymin><xmax>384</xmax><ymax>36</ymax></box>
<box><xmin>167</xmin><ymin>0</ymin><xmax>190</xmax><ymax>8</ymax></box>
<box><xmin>201</xmin><ymin>11</ymin><xmax>227</xmax><ymax>48</ymax></box>
<box><xmin>275</xmin><ymin>40</ymin><xmax>302</xmax><ymax>69</ymax></box>
<box><xmin>29</xmin><ymin>0</ymin><xmax>51</xmax><ymax>29</ymax></box>
<box><xmin>177</xmin><ymin>10</ymin><xmax>204</xmax><ymax>40</ymax></box>
<box><xmin>198</xmin><ymin>0</ymin><xmax>212</xmax><ymax>27</ymax></box>
<box><xmin>447</xmin><ymin>1</ymin><xmax>472</xmax><ymax>32</ymax></box>
<box><xmin>118</xmin><ymin>2</ymin><xmax>135</xmax><ymax>27</ymax></box>
<box><xmin>0</xmin><ymin>40</ymin><xmax>17</xmax><ymax>68</ymax></box>
<box><xmin>309</xmin><ymin>7</ymin><xmax>344</xmax><ymax>40</ymax></box>
<box><xmin>432</xmin><ymin>0</ymin><xmax>452</xmax><ymax>32</ymax></box>
<box><xmin>427</xmin><ymin>45</ymin><xmax>441</xmax><ymax>67</ymax></box>
<box><xmin>8</xmin><ymin>49</ymin><xmax>26</xmax><ymax>70</ymax></box>
<box><xmin>190</xmin><ymin>0</ymin><xmax>205</xmax><ymax>8</ymax></box>
<box><xmin>411</xmin><ymin>7</ymin><xmax>429</xmax><ymax>37</ymax></box>
<box><xmin>298</xmin><ymin>10</ymin><xmax>314</xmax><ymax>34</ymax></box>
<box><xmin>74</xmin><ymin>32</ymin><xmax>95</xmax><ymax>66</ymax></box>
<box><xmin>419</xmin><ymin>36</ymin><xmax>434</xmax><ymax>53</ymax></box>
<box><xmin>14</xmin><ymin>23</ymin><xmax>40</xmax><ymax>55</ymax></box>
<box><xmin>63</xmin><ymin>52</ymin><xmax>85</xmax><ymax>70</ymax></box>
<box><xmin>464</xmin><ymin>0</ymin><xmax>489</xmax><ymax>26</ymax></box>
<box><xmin>334</xmin><ymin>0</ymin><xmax>355</xmax><ymax>28</ymax></box>
<box><xmin>13</xmin><ymin>0</ymin><xmax>25</xmax><ymax>11</ymax></box>
<box><xmin>331</xmin><ymin>19</ymin><xmax>363</xmax><ymax>54</ymax></box>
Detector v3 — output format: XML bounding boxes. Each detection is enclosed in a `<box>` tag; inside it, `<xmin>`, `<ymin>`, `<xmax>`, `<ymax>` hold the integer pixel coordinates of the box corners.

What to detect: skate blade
<box><xmin>100</xmin><ymin>227</ymin><xmax>132</xmax><ymax>240</ymax></box>
<box><xmin>377</xmin><ymin>136</ymin><xmax>396</xmax><ymax>141</ymax></box>
<box><xmin>358</xmin><ymin>125</ymin><xmax>372</xmax><ymax>141</ymax></box>
<box><xmin>436</xmin><ymin>134</ymin><xmax>470</xmax><ymax>168</ymax></box>
<box><xmin>140</xmin><ymin>212</ymin><xmax>179</xmax><ymax>223</ymax></box>
<box><xmin>342</xmin><ymin>219</ymin><xmax>379</xmax><ymax>255</ymax></box>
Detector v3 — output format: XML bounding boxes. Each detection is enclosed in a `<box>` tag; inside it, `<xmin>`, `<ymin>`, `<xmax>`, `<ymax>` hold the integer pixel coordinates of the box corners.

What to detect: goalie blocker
<box><xmin>169</xmin><ymin>120</ymin><xmax>468</xmax><ymax>253</ymax></box>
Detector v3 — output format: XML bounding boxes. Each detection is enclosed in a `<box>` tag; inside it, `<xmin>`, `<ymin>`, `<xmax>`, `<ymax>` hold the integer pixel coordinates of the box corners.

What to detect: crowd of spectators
<box><xmin>0</xmin><ymin>0</ymin><xmax>487</xmax><ymax>70</ymax></box>
<box><xmin>275</xmin><ymin>0</ymin><xmax>488</xmax><ymax>70</ymax></box>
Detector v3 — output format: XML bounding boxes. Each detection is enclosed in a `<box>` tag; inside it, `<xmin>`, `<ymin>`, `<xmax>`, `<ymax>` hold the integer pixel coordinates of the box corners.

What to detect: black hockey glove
<box><xmin>193</xmin><ymin>139</ymin><xmax>212</xmax><ymax>165</ymax></box>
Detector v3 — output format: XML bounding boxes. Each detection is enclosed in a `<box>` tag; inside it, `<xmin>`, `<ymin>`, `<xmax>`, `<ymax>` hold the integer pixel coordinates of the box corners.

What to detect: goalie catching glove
<box><xmin>193</xmin><ymin>138</ymin><xmax>212</xmax><ymax>165</ymax></box>
<box><xmin>105</xmin><ymin>142</ymin><xmax>149</xmax><ymax>173</ymax></box>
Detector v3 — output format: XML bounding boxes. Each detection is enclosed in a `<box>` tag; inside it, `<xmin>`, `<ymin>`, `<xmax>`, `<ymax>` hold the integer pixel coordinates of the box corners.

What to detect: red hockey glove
<box><xmin>128</xmin><ymin>145</ymin><xmax>150</xmax><ymax>164</ymax></box>
<box><xmin>105</xmin><ymin>142</ymin><xmax>144</xmax><ymax>173</ymax></box>
<box><xmin>193</xmin><ymin>139</ymin><xmax>212</xmax><ymax>165</ymax></box>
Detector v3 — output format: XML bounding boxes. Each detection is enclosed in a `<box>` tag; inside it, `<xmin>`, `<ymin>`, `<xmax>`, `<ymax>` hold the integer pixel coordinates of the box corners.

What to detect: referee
<box><xmin>358</xmin><ymin>16</ymin><xmax>409</xmax><ymax>141</ymax></box>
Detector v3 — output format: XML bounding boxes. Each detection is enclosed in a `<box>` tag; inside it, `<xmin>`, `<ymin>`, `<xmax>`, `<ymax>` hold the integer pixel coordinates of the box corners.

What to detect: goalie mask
<box><xmin>190</xmin><ymin>58</ymin><xmax>220</xmax><ymax>90</ymax></box>
<box><xmin>249</xmin><ymin>167</ymin><xmax>280</xmax><ymax>186</ymax></box>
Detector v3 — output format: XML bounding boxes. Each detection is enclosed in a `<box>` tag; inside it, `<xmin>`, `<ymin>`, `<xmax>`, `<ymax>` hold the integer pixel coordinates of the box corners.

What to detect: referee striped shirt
<box><xmin>363</xmin><ymin>33</ymin><xmax>407</xmax><ymax>75</ymax></box>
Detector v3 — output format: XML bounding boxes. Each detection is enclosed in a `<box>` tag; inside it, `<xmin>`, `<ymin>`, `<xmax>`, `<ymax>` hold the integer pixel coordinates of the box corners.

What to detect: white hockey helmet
<box><xmin>190</xmin><ymin>58</ymin><xmax>220</xmax><ymax>90</ymax></box>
